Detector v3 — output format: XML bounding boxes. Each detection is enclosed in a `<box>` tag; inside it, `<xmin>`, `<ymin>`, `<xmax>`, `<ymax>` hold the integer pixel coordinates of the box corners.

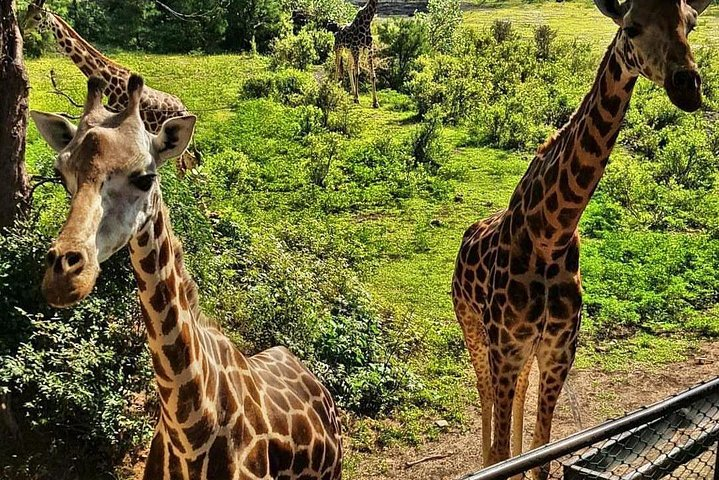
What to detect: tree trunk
<box><xmin>0</xmin><ymin>0</ymin><xmax>30</xmax><ymax>229</ymax></box>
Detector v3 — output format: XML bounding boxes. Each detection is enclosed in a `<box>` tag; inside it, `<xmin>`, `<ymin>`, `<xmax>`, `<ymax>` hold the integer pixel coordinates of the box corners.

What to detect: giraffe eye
<box><xmin>130</xmin><ymin>173</ymin><xmax>157</xmax><ymax>192</ymax></box>
<box><xmin>623</xmin><ymin>25</ymin><xmax>642</xmax><ymax>38</ymax></box>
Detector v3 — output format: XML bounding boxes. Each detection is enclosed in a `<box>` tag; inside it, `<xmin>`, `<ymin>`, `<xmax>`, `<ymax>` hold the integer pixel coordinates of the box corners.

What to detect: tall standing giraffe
<box><xmin>31</xmin><ymin>75</ymin><xmax>343</xmax><ymax>480</ymax></box>
<box><xmin>327</xmin><ymin>0</ymin><xmax>379</xmax><ymax>108</ymax></box>
<box><xmin>22</xmin><ymin>0</ymin><xmax>198</xmax><ymax>171</ymax></box>
<box><xmin>452</xmin><ymin>0</ymin><xmax>710</xmax><ymax>477</ymax></box>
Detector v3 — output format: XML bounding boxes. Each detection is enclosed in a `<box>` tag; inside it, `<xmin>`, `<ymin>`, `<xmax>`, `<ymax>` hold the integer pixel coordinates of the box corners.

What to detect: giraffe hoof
<box><xmin>353</xmin><ymin>98</ymin><xmax>360</xmax><ymax>104</ymax></box>
<box><xmin>372</xmin><ymin>102</ymin><xmax>379</xmax><ymax>109</ymax></box>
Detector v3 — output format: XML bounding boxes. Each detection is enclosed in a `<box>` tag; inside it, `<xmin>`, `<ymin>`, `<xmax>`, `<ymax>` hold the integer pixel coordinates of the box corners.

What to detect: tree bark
<box><xmin>0</xmin><ymin>0</ymin><xmax>30</xmax><ymax>229</ymax></box>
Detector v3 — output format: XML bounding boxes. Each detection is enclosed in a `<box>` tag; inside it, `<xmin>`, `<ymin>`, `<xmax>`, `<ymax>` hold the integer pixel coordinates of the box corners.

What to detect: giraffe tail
<box><xmin>564</xmin><ymin>375</ymin><xmax>584</xmax><ymax>431</ymax></box>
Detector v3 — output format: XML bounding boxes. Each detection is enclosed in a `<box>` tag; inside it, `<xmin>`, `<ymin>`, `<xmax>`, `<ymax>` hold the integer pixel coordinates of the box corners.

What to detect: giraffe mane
<box><xmin>50</xmin><ymin>12</ymin><xmax>128</xmax><ymax>73</ymax></box>
<box><xmin>160</xmin><ymin>204</ymin><xmax>217</xmax><ymax>329</ymax></box>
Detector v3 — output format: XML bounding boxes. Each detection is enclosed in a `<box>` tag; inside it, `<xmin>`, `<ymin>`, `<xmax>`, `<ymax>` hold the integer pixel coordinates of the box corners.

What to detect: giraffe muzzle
<box><xmin>665</xmin><ymin>68</ymin><xmax>702</xmax><ymax>112</ymax></box>
<box><xmin>42</xmin><ymin>246</ymin><xmax>99</xmax><ymax>308</ymax></box>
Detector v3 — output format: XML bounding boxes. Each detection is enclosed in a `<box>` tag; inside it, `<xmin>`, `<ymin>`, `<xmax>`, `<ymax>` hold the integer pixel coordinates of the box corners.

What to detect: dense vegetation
<box><xmin>2</xmin><ymin>0</ymin><xmax>719</xmax><ymax>478</ymax></box>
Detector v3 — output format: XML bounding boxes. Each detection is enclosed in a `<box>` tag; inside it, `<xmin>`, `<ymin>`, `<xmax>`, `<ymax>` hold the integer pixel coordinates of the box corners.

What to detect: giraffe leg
<box><xmin>512</xmin><ymin>356</ymin><xmax>532</xmax><ymax>457</ymax></box>
<box><xmin>529</xmin><ymin>316</ymin><xmax>579</xmax><ymax>480</ymax></box>
<box><xmin>454</xmin><ymin>299</ymin><xmax>493</xmax><ymax>466</ymax></box>
<box><xmin>368</xmin><ymin>48</ymin><xmax>379</xmax><ymax>109</ymax></box>
<box><xmin>351</xmin><ymin>49</ymin><xmax>360</xmax><ymax>104</ymax></box>
<box><xmin>347</xmin><ymin>54</ymin><xmax>357</xmax><ymax>101</ymax></box>
<box><xmin>334</xmin><ymin>47</ymin><xmax>342</xmax><ymax>84</ymax></box>
<box><xmin>489</xmin><ymin>342</ymin><xmax>533</xmax><ymax>467</ymax></box>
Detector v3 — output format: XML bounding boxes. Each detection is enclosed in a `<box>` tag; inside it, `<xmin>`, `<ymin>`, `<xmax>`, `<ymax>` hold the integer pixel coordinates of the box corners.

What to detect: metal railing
<box><xmin>460</xmin><ymin>377</ymin><xmax>719</xmax><ymax>480</ymax></box>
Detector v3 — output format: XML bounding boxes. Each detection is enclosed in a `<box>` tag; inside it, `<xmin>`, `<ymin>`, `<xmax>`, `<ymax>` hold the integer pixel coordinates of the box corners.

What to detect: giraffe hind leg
<box><xmin>368</xmin><ymin>48</ymin><xmax>379</xmax><ymax>109</ymax></box>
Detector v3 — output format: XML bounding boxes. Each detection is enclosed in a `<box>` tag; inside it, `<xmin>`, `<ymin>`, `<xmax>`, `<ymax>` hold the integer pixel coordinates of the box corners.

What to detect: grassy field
<box><xmin>14</xmin><ymin>0</ymin><xmax>719</xmax><ymax>477</ymax></box>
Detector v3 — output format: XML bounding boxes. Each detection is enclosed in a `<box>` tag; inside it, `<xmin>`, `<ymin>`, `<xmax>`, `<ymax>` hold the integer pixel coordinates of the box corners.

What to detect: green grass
<box><xmin>462</xmin><ymin>0</ymin><xmax>719</xmax><ymax>49</ymax></box>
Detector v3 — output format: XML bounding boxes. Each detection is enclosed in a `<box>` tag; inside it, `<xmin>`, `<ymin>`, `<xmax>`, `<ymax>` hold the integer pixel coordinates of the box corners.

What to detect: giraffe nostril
<box><xmin>65</xmin><ymin>251</ymin><xmax>83</xmax><ymax>268</ymax></box>
<box><xmin>673</xmin><ymin>70</ymin><xmax>699</xmax><ymax>90</ymax></box>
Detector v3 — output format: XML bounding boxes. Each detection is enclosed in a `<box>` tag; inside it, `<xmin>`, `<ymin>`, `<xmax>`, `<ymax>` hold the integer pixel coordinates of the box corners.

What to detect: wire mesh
<box><xmin>461</xmin><ymin>377</ymin><xmax>719</xmax><ymax>480</ymax></box>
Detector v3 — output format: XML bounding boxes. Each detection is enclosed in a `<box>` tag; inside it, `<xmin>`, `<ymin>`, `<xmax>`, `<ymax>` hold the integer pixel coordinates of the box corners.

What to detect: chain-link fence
<box><xmin>460</xmin><ymin>377</ymin><xmax>719</xmax><ymax>480</ymax></box>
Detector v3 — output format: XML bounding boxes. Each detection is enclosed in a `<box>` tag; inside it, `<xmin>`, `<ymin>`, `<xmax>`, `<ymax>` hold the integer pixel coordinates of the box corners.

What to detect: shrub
<box><xmin>271</xmin><ymin>28</ymin><xmax>320</xmax><ymax>70</ymax></box>
<box><xmin>239</xmin><ymin>69</ymin><xmax>316</xmax><ymax>107</ymax></box>
<box><xmin>490</xmin><ymin>19</ymin><xmax>514</xmax><ymax>43</ymax></box>
<box><xmin>422</xmin><ymin>0</ymin><xmax>462</xmax><ymax>54</ymax></box>
<box><xmin>409</xmin><ymin>112</ymin><xmax>446</xmax><ymax>172</ymax></box>
<box><xmin>534</xmin><ymin>24</ymin><xmax>557</xmax><ymax>60</ymax></box>
<box><xmin>0</xmin><ymin>220</ymin><xmax>153</xmax><ymax>478</ymax></box>
<box><xmin>407</xmin><ymin>53</ymin><xmax>491</xmax><ymax>122</ymax></box>
<box><xmin>377</xmin><ymin>17</ymin><xmax>431</xmax><ymax>90</ymax></box>
<box><xmin>306</xmin><ymin>132</ymin><xmax>342</xmax><ymax>187</ymax></box>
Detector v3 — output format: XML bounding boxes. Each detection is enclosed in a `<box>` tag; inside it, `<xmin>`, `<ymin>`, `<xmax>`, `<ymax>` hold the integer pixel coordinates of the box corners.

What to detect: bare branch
<box><xmin>49</xmin><ymin>69</ymin><xmax>83</xmax><ymax>108</ymax></box>
<box><xmin>405</xmin><ymin>452</ymin><xmax>455</xmax><ymax>468</ymax></box>
<box><xmin>153</xmin><ymin>0</ymin><xmax>228</xmax><ymax>22</ymax></box>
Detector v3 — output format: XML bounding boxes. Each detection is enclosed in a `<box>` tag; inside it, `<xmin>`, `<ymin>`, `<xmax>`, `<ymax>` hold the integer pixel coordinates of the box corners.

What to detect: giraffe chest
<box><xmin>454</xmin><ymin>216</ymin><xmax>583</xmax><ymax>345</ymax></box>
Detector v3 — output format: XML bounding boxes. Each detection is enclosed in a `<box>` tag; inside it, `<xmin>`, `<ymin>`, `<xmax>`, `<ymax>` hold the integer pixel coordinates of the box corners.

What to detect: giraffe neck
<box><xmin>510</xmin><ymin>31</ymin><xmax>636</xmax><ymax>250</ymax></box>
<box><xmin>360</xmin><ymin>0</ymin><xmax>377</xmax><ymax>19</ymax></box>
<box><xmin>47</xmin><ymin>12</ymin><xmax>126</xmax><ymax>78</ymax></box>
<box><xmin>128</xmin><ymin>191</ymin><xmax>245</xmax><ymax>456</ymax></box>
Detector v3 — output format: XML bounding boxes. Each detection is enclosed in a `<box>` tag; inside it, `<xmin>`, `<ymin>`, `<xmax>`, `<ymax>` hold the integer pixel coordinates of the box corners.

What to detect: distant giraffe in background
<box><xmin>31</xmin><ymin>74</ymin><xmax>344</xmax><ymax>480</ymax></box>
<box><xmin>452</xmin><ymin>0</ymin><xmax>711</xmax><ymax>478</ymax></box>
<box><xmin>327</xmin><ymin>0</ymin><xmax>379</xmax><ymax>108</ymax></box>
<box><xmin>22</xmin><ymin>0</ymin><xmax>198</xmax><ymax>172</ymax></box>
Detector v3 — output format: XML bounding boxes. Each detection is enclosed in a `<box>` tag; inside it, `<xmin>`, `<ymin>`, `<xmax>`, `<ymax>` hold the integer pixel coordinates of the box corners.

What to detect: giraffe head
<box><xmin>595</xmin><ymin>0</ymin><xmax>711</xmax><ymax>112</ymax></box>
<box><xmin>31</xmin><ymin>75</ymin><xmax>196</xmax><ymax>308</ymax></box>
<box><xmin>22</xmin><ymin>0</ymin><xmax>48</xmax><ymax>33</ymax></box>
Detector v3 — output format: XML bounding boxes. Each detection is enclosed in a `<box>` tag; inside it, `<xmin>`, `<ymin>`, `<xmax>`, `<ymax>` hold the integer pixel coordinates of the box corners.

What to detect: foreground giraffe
<box><xmin>327</xmin><ymin>0</ymin><xmax>379</xmax><ymax>107</ymax></box>
<box><xmin>31</xmin><ymin>75</ymin><xmax>343</xmax><ymax>480</ymax></box>
<box><xmin>452</xmin><ymin>0</ymin><xmax>710</xmax><ymax>476</ymax></box>
<box><xmin>23</xmin><ymin>0</ymin><xmax>198</xmax><ymax>171</ymax></box>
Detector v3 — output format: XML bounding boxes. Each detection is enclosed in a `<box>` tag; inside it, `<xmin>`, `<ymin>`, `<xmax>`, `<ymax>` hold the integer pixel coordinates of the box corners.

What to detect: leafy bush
<box><xmin>409</xmin><ymin>113</ymin><xmax>446</xmax><ymax>172</ymax></box>
<box><xmin>582</xmin><ymin>232</ymin><xmax>719</xmax><ymax>339</ymax></box>
<box><xmin>239</xmin><ymin>68</ymin><xmax>316</xmax><ymax>106</ymax></box>
<box><xmin>421</xmin><ymin>0</ymin><xmax>462</xmax><ymax>54</ymax></box>
<box><xmin>271</xmin><ymin>28</ymin><xmax>320</xmax><ymax>70</ymax></box>
<box><xmin>407</xmin><ymin>53</ymin><xmax>491</xmax><ymax>122</ymax></box>
<box><xmin>0</xmin><ymin>220</ymin><xmax>153</xmax><ymax>478</ymax></box>
<box><xmin>534</xmin><ymin>24</ymin><xmax>557</xmax><ymax>60</ymax></box>
<box><xmin>490</xmin><ymin>19</ymin><xmax>515</xmax><ymax>43</ymax></box>
<box><xmin>377</xmin><ymin>17</ymin><xmax>431</xmax><ymax>90</ymax></box>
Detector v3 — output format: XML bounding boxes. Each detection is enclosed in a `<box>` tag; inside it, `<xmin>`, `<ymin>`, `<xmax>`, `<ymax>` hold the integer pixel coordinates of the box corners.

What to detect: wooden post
<box><xmin>0</xmin><ymin>0</ymin><xmax>30</xmax><ymax>229</ymax></box>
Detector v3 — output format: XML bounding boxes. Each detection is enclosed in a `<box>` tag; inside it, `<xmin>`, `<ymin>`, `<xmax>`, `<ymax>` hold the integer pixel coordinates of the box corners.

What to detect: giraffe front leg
<box><xmin>334</xmin><ymin>48</ymin><xmax>342</xmax><ymax>84</ymax></box>
<box><xmin>489</xmin><ymin>343</ymin><xmax>533</xmax><ymax>467</ymax></box>
<box><xmin>455</xmin><ymin>299</ymin><xmax>493</xmax><ymax>466</ymax></box>
<box><xmin>368</xmin><ymin>49</ymin><xmax>379</xmax><ymax>109</ymax></box>
<box><xmin>529</xmin><ymin>317</ymin><xmax>579</xmax><ymax>480</ymax></box>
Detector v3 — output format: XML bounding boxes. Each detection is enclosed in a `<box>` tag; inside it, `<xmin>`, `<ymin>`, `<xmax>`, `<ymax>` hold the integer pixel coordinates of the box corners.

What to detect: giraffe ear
<box><xmin>594</xmin><ymin>0</ymin><xmax>628</xmax><ymax>24</ymax></box>
<box><xmin>30</xmin><ymin>111</ymin><xmax>77</xmax><ymax>152</ymax></box>
<box><xmin>152</xmin><ymin>115</ymin><xmax>196</xmax><ymax>164</ymax></box>
<box><xmin>688</xmin><ymin>0</ymin><xmax>711</xmax><ymax>15</ymax></box>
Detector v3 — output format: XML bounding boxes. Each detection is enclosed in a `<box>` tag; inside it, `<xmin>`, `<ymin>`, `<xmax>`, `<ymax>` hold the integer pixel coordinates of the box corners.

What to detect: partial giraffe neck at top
<box><xmin>46</xmin><ymin>12</ymin><xmax>127</xmax><ymax>79</ymax></box>
<box><xmin>128</xmin><ymin>190</ymin><xmax>239</xmax><ymax>457</ymax></box>
<box><xmin>509</xmin><ymin>31</ymin><xmax>636</xmax><ymax>252</ymax></box>
<box><xmin>360</xmin><ymin>0</ymin><xmax>378</xmax><ymax>18</ymax></box>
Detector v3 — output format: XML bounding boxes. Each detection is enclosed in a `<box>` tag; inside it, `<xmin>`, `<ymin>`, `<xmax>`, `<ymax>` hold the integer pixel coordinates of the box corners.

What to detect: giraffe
<box><xmin>30</xmin><ymin>75</ymin><xmax>343</xmax><ymax>480</ymax></box>
<box><xmin>452</xmin><ymin>0</ymin><xmax>710</xmax><ymax>477</ymax></box>
<box><xmin>22</xmin><ymin>0</ymin><xmax>198</xmax><ymax>172</ymax></box>
<box><xmin>326</xmin><ymin>0</ymin><xmax>379</xmax><ymax>108</ymax></box>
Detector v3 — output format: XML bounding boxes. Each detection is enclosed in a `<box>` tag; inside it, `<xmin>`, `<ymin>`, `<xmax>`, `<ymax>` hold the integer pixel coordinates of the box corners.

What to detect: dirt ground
<box><xmin>348</xmin><ymin>342</ymin><xmax>719</xmax><ymax>480</ymax></box>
